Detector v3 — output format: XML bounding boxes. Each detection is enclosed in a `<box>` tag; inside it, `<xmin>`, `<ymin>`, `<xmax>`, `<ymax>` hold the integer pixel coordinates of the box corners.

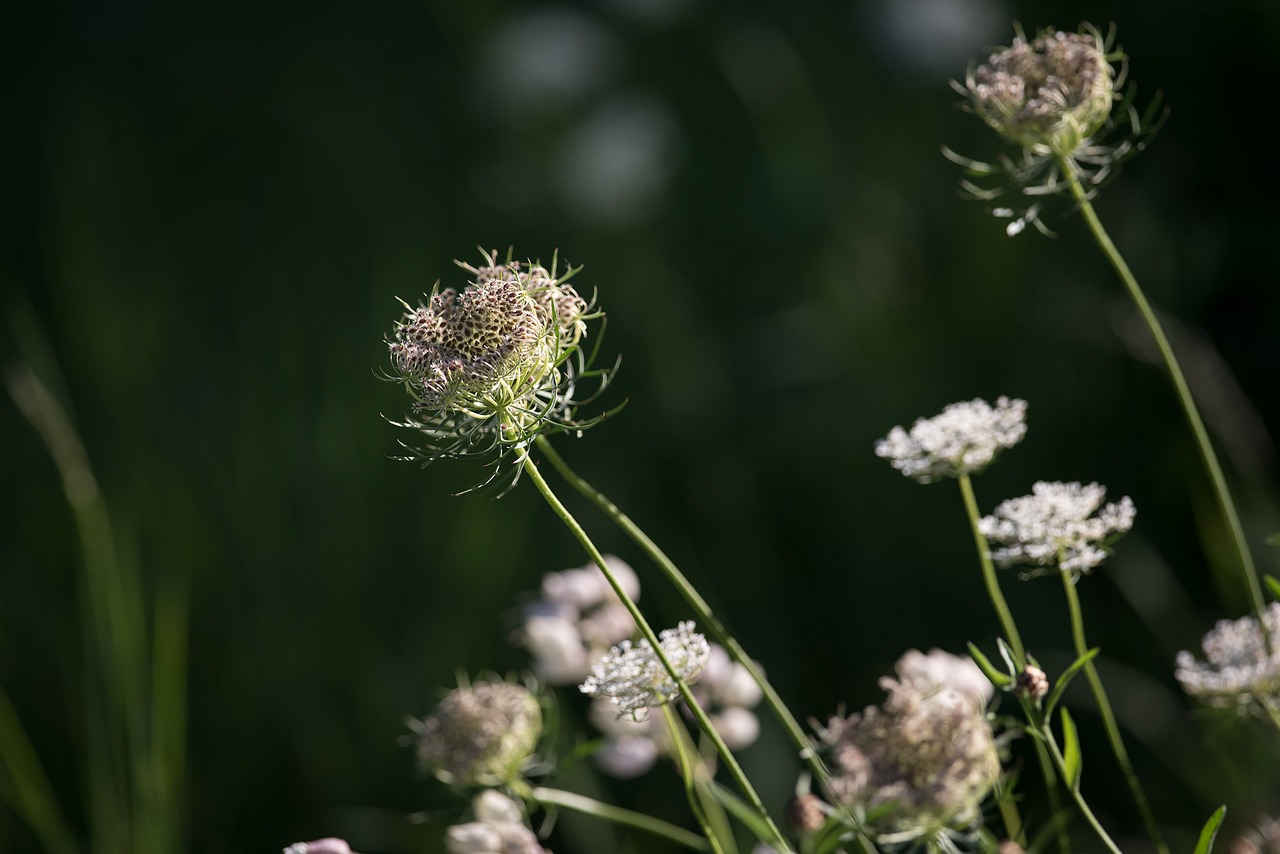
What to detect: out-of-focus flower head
<box><xmin>284</xmin><ymin>840</ymin><xmax>355</xmax><ymax>854</ymax></box>
<box><xmin>383</xmin><ymin>248</ymin><xmax>617</xmax><ymax>491</ymax></box>
<box><xmin>515</xmin><ymin>555</ymin><xmax>639</xmax><ymax>685</ymax></box>
<box><xmin>979</xmin><ymin>480</ymin><xmax>1135</xmax><ymax>577</ymax></box>
<box><xmin>818</xmin><ymin>654</ymin><xmax>1001</xmax><ymax>845</ymax></box>
<box><xmin>1176</xmin><ymin>603</ymin><xmax>1280</xmax><ymax>717</ymax></box>
<box><xmin>443</xmin><ymin>790</ymin><xmax>549</xmax><ymax>854</ymax></box>
<box><xmin>409</xmin><ymin>677</ymin><xmax>543</xmax><ymax>788</ymax></box>
<box><xmin>875</xmin><ymin>397</ymin><xmax>1027</xmax><ymax>483</ymax></box>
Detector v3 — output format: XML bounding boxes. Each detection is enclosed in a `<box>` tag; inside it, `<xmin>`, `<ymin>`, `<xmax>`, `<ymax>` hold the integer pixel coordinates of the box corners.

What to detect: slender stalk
<box><xmin>519</xmin><ymin>451</ymin><xmax>794</xmax><ymax>853</ymax></box>
<box><xmin>1060</xmin><ymin>573</ymin><xmax>1168</xmax><ymax>854</ymax></box>
<box><xmin>1059</xmin><ymin>156</ymin><xmax>1266</xmax><ymax>629</ymax></box>
<box><xmin>529</xmin><ymin>786</ymin><xmax>711</xmax><ymax>851</ymax></box>
<box><xmin>533</xmin><ymin>439</ymin><xmax>828</xmax><ymax>778</ymax></box>
<box><xmin>957</xmin><ymin>474</ymin><xmax>1025</xmax><ymax>666</ymax></box>
<box><xmin>958</xmin><ymin>474</ymin><xmax>1068</xmax><ymax>853</ymax></box>
<box><xmin>661</xmin><ymin>706</ymin><xmax>734</xmax><ymax>854</ymax></box>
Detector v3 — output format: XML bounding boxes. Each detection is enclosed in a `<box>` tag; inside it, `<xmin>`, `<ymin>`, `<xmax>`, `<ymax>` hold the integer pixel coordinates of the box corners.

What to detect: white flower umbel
<box><xmin>1175</xmin><ymin>603</ymin><xmax>1280</xmax><ymax>713</ymax></box>
<box><xmin>580</xmin><ymin>621</ymin><xmax>710</xmax><ymax>717</ymax></box>
<box><xmin>876</xmin><ymin>397</ymin><xmax>1027</xmax><ymax>483</ymax></box>
<box><xmin>894</xmin><ymin>648</ymin><xmax>993</xmax><ymax>711</ymax></box>
<box><xmin>979</xmin><ymin>480</ymin><xmax>1135</xmax><ymax>575</ymax></box>
<box><xmin>409</xmin><ymin>679</ymin><xmax>543</xmax><ymax>787</ymax></box>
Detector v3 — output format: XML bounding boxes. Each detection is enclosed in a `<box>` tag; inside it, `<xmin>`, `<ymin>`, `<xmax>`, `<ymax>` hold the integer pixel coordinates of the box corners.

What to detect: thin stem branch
<box><xmin>533</xmin><ymin>439</ymin><xmax>832</xmax><ymax>781</ymax></box>
<box><xmin>520</xmin><ymin>451</ymin><xmax>793</xmax><ymax>853</ymax></box>
<box><xmin>1060</xmin><ymin>573</ymin><xmax>1168</xmax><ymax>854</ymax></box>
<box><xmin>957</xmin><ymin>474</ymin><xmax>1025</xmax><ymax>666</ymax></box>
<box><xmin>1029</xmin><ymin>700</ymin><xmax>1124</xmax><ymax>854</ymax></box>
<box><xmin>1058</xmin><ymin>156</ymin><xmax>1266</xmax><ymax>630</ymax></box>
<box><xmin>528</xmin><ymin>786</ymin><xmax>711</xmax><ymax>851</ymax></box>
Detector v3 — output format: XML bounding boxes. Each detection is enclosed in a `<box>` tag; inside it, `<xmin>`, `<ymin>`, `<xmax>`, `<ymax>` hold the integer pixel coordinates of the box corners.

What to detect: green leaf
<box><xmin>1044</xmin><ymin>647</ymin><xmax>1100</xmax><ymax>718</ymax></box>
<box><xmin>1265</xmin><ymin>533</ymin><xmax>1280</xmax><ymax>547</ymax></box>
<box><xmin>1266</xmin><ymin>574</ymin><xmax>1280</xmax><ymax>602</ymax></box>
<box><xmin>1192</xmin><ymin>805</ymin><xmax>1226</xmax><ymax>854</ymax></box>
<box><xmin>967</xmin><ymin>643</ymin><xmax>1014</xmax><ymax>688</ymax></box>
<box><xmin>1059</xmin><ymin>707</ymin><xmax>1083</xmax><ymax>791</ymax></box>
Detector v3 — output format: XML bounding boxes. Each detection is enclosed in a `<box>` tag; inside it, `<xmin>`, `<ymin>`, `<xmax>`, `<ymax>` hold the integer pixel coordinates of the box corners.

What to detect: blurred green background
<box><xmin>4</xmin><ymin>0</ymin><xmax>1279</xmax><ymax>851</ymax></box>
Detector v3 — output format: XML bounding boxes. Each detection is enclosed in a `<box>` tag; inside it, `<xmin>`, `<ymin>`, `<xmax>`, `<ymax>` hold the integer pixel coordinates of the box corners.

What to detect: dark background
<box><xmin>3</xmin><ymin>0</ymin><xmax>1279</xmax><ymax>851</ymax></box>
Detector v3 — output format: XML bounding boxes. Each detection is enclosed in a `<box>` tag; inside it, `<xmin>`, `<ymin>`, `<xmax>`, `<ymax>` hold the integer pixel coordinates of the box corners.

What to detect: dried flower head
<box><xmin>820</xmin><ymin>668</ymin><xmax>1000</xmax><ymax>843</ymax></box>
<box><xmin>876</xmin><ymin>397</ymin><xmax>1027</xmax><ymax>483</ymax></box>
<box><xmin>948</xmin><ymin>24</ymin><xmax>1164</xmax><ymax>237</ymax></box>
<box><xmin>967</xmin><ymin>28</ymin><xmax>1115</xmax><ymax>155</ymax></box>
<box><xmin>1175</xmin><ymin>603</ymin><xmax>1280</xmax><ymax>715</ymax></box>
<box><xmin>410</xmin><ymin>678</ymin><xmax>543</xmax><ymax>787</ymax></box>
<box><xmin>580</xmin><ymin>621</ymin><xmax>710</xmax><ymax>717</ymax></box>
<box><xmin>979</xmin><ymin>481</ymin><xmax>1135</xmax><ymax>576</ymax></box>
<box><xmin>384</xmin><ymin>249</ymin><xmax>616</xmax><ymax>490</ymax></box>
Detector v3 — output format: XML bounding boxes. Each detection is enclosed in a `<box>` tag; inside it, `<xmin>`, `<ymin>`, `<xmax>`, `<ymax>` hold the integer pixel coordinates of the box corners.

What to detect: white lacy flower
<box><xmin>580</xmin><ymin>621</ymin><xmax>710</xmax><ymax>716</ymax></box>
<box><xmin>284</xmin><ymin>840</ymin><xmax>353</xmax><ymax>854</ymax></box>
<box><xmin>979</xmin><ymin>481</ymin><xmax>1135</xmax><ymax>575</ymax></box>
<box><xmin>876</xmin><ymin>397</ymin><xmax>1027</xmax><ymax>483</ymax></box>
<box><xmin>1175</xmin><ymin>603</ymin><xmax>1280</xmax><ymax>711</ymax></box>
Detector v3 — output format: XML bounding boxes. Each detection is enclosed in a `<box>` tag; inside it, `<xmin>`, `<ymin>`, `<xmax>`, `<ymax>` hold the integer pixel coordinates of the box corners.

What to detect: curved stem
<box><xmin>528</xmin><ymin>786</ymin><xmax>711</xmax><ymax>851</ymax></box>
<box><xmin>1059</xmin><ymin>156</ymin><xmax>1266</xmax><ymax>630</ymax></box>
<box><xmin>520</xmin><ymin>451</ymin><xmax>793</xmax><ymax>853</ymax></box>
<box><xmin>1060</xmin><ymin>573</ymin><xmax>1168</xmax><ymax>854</ymax></box>
<box><xmin>957</xmin><ymin>474</ymin><xmax>1025</xmax><ymax>666</ymax></box>
<box><xmin>1029</xmin><ymin>700</ymin><xmax>1124</xmax><ymax>854</ymax></box>
<box><xmin>533</xmin><ymin>439</ymin><xmax>830</xmax><ymax>783</ymax></box>
<box><xmin>661</xmin><ymin>706</ymin><xmax>733</xmax><ymax>854</ymax></box>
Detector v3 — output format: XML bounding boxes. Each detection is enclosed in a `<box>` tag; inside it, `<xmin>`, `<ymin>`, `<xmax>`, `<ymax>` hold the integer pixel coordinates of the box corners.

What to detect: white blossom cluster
<box><xmin>283</xmin><ymin>840</ymin><xmax>354</xmax><ymax>854</ymax></box>
<box><xmin>516</xmin><ymin>556</ymin><xmax>639</xmax><ymax>684</ymax></box>
<box><xmin>410</xmin><ymin>680</ymin><xmax>543</xmax><ymax>787</ymax></box>
<box><xmin>876</xmin><ymin>397</ymin><xmax>1027</xmax><ymax>483</ymax></box>
<box><xmin>586</xmin><ymin>643</ymin><xmax>765</xmax><ymax>778</ymax></box>
<box><xmin>444</xmin><ymin>790</ymin><xmax>548</xmax><ymax>854</ymax></box>
<box><xmin>819</xmin><ymin>649</ymin><xmax>1000</xmax><ymax>844</ymax></box>
<box><xmin>1175</xmin><ymin>603</ymin><xmax>1280</xmax><ymax>712</ymax></box>
<box><xmin>979</xmin><ymin>481</ymin><xmax>1135</xmax><ymax>575</ymax></box>
<box><xmin>894</xmin><ymin>648</ymin><xmax>993</xmax><ymax>711</ymax></box>
<box><xmin>580</xmin><ymin>621</ymin><xmax>710</xmax><ymax>717</ymax></box>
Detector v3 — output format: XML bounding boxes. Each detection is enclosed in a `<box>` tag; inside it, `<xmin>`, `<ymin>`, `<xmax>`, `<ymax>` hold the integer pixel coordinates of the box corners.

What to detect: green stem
<box><xmin>1059</xmin><ymin>156</ymin><xmax>1266</xmax><ymax>630</ymax></box>
<box><xmin>1060</xmin><ymin>573</ymin><xmax>1168</xmax><ymax>854</ymax></box>
<box><xmin>528</xmin><ymin>786</ymin><xmax>711</xmax><ymax>851</ymax></box>
<box><xmin>519</xmin><ymin>451</ymin><xmax>793</xmax><ymax>854</ymax></box>
<box><xmin>533</xmin><ymin>439</ymin><xmax>830</xmax><ymax>783</ymax></box>
<box><xmin>957</xmin><ymin>474</ymin><xmax>1025</xmax><ymax>666</ymax></box>
<box><xmin>662</xmin><ymin>706</ymin><xmax>734</xmax><ymax>854</ymax></box>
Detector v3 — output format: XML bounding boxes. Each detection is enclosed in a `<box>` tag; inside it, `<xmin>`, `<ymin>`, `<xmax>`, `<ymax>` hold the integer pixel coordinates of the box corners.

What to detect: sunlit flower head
<box><xmin>947</xmin><ymin>24</ymin><xmax>1164</xmax><ymax>237</ymax></box>
<box><xmin>410</xmin><ymin>678</ymin><xmax>543</xmax><ymax>787</ymax></box>
<box><xmin>979</xmin><ymin>480</ymin><xmax>1135</xmax><ymax>576</ymax></box>
<box><xmin>819</xmin><ymin>665</ymin><xmax>1000</xmax><ymax>844</ymax></box>
<box><xmin>1175</xmin><ymin>603</ymin><xmax>1280</xmax><ymax>715</ymax></box>
<box><xmin>875</xmin><ymin>397</ymin><xmax>1027</xmax><ymax>483</ymax></box>
<box><xmin>580</xmin><ymin>621</ymin><xmax>710</xmax><ymax>717</ymax></box>
<box><xmin>384</xmin><ymin>248</ymin><xmax>616</xmax><ymax>490</ymax></box>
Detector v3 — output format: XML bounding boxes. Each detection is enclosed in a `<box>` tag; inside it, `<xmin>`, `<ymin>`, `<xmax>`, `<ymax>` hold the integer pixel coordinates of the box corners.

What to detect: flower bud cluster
<box><xmin>819</xmin><ymin>649</ymin><xmax>999</xmax><ymax>842</ymax></box>
<box><xmin>876</xmin><ymin>397</ymin><xmax>1027</xmax><ymax>483</ymax></box>
<box><xmin>411</xmin><ymin>679</ymin><xmax>543</xmax><ymax>787</ymax></box>
<box><xmin>979</xmin><ymin>481</ymin><xmax>1135</xmax><ymax>575</ymax></box>
<box><xmin>966</xmin><ymin>27</ymin><xmax>1115</xmax><ymax>156</ymax></box>
<box><xmin>385</xmin><ymin>250</ymin><xmax>605</xmax><ymax>484</ymax></box>
<box><xmin>444</xmin><ymin>790</ymin><xmax>548</xmax><ymax>854</ymax></box>
<box><xmin>1175</xmin><ymin>603</ymin><xmax>1280</xmax><ymax>713</ymax></box>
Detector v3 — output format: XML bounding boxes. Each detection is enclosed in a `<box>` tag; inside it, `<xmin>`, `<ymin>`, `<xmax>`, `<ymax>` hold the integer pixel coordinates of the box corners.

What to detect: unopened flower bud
<box><xmin>1016</xmin><ymin>665</ymin><xmax>1049</xmax><ymax>700</ymax></box>
<box><xmin>785</xmin><ymin>793</ymin><xmax>827</xmax><ymax>836</ymax></box>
